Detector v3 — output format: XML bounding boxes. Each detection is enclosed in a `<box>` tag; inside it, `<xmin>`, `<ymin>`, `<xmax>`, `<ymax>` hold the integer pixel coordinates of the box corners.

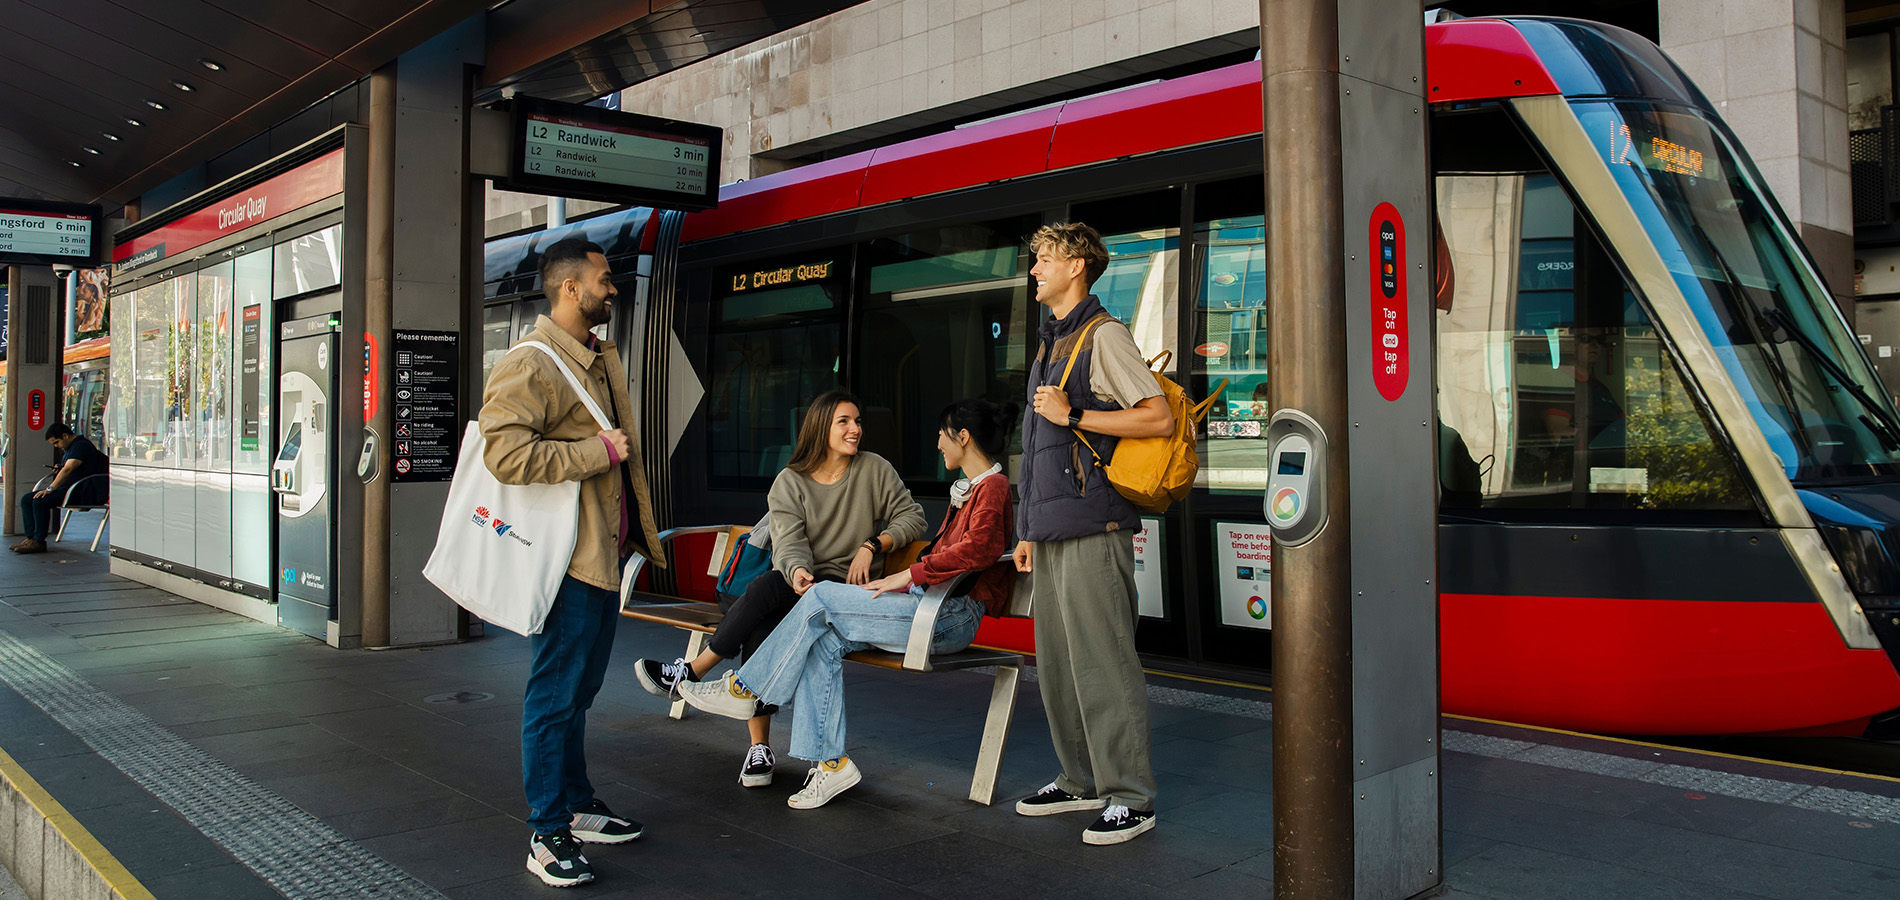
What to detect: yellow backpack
<box><xmin>1058</xmin><ymin>317</ymin><xmax>1228</xmax><ymax>514</ymax></box>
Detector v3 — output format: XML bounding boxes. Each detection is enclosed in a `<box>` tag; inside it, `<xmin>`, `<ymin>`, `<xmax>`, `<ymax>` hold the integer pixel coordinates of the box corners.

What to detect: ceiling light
<box><xmin>199</xmin><ymin>59</ymin><xmax>223</xmax><ymax>72</ymax></box>
<box><xmin>171</xmin><ymin>81</ymin><xmax>194</xmax><ymax>92</ymax></box>
<box><xmin>67</xmin><ymin>161</ymin><xmax>81</xmax><ymax>168</ymax></box>
<box><xmin>125</xmin><ymin>117</ymin><xmax>144</xmax><ymax>127</ymax></box>
<box><xmin>145</xmin><ymin>99</ymin><xmax>166</xmax><ymax>110</ymax></box>
<box><xmin>82</xmin><ymin>146</ymin><xmax>99</xmax><ymax>155</ymax></box>
<box><xmin>102</xmin><ymin>132</ymin><xmax>120</xmax><ymax>141</ymax></box>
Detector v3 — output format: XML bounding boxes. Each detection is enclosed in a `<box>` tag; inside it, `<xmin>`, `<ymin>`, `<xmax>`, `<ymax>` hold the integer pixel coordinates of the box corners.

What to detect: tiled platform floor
<box><xmin>1</xmin><ymin>517</ymin><xmax>1898</xmax><ymax>899</ymax></box>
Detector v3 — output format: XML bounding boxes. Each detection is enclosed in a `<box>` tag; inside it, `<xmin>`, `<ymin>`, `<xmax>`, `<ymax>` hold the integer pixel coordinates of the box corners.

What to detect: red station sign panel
<box><xmin>26</xmin><ymin>389</ymin><xmax>45</xmax><ymax>430</ymax></box>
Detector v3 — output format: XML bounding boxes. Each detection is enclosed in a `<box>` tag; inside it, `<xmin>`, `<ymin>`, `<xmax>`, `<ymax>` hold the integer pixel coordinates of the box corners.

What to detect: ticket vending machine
<box><xmin>273</xmin><ymin>315</ymin><xmax>339</xmax><ymax>639</ymax></box>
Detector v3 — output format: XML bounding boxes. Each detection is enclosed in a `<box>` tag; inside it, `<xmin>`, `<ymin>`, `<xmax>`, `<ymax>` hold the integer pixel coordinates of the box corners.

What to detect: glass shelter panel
<box><xmin>857</xmin><ymin>218</ymin><xmax>1034</xmax><ymax>482</ymax></box>
<box><xmin>273</xmin><ymin>224</ymin><xmax>342</xmax><ymax>299</ymax></box>
<box><xmin>233</xmin><ymin>249</ymin><xmax>274</xmax><ymax>475</ymax></box>
<box><xmin>198</xmin><ymin>262</ymin><xmax>234</xmax><ymax>472</ymax></box>
<box><xmin>107</xmin><ymin>288</ymin><xmax>136</xmax><ymax>461</ymax></box>
<box><xmin>166</xmin><ymin>272</ymin><xmax>197</xmax><ymax>467</ymax></box>
<box><xmin>132</xmin><ymin>280</ymin><xmax>172</xmax><ymax>464</ymax></box>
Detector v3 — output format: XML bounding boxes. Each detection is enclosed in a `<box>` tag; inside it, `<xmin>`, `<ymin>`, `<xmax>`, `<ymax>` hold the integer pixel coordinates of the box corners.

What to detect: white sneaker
<box><xmin>788</xmin><ymin>757</ymin><xmax>862</xmax><ymax>809</ymax></box>
<box><xmin>679</xmin><ymin>671</ymin><xmax>765</xmax><ymax>720</ymax></box>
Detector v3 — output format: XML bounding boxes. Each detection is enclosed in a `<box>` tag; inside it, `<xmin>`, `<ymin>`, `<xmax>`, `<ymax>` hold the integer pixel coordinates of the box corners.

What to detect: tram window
<box><xmin>1434</xmin><ymin>172</ymin><xmax>1751</xmax><ymax>512</ymax></box>
<box><xmin>61</xmin><ymin>364</ymin><xmax>108</xmax><ymax>443</ymax></box>
<box><xmin>1192</xmin><ymin>200</ymin><xmax>1269</xmax><ymax>493</ymax></box>
<box><xmin>1073</xmin><ymin>191</ymin><xmax>1180</xmax><ymax>376</ymax></box>
<box><xmin>857</xmin><ymin>218</ymin><xmax>1034</xmax><ymax>483</ymax></box>
<box><xmin>482</xmin><ymin>303</ymin><xmax>513</xmax><ymax>387</ymax></box>
<box><xmin>705</xmin><ymin>249</ymin><xmax>848</xmax><ymax>482</ymax></box>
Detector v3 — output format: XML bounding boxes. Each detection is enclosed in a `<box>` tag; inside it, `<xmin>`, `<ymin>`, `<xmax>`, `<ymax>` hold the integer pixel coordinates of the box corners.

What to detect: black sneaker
<box><xmin>526</xmin><ymin>830</ymin><xmax>594</xmax><ymax>887</ymax></box>
<box><xmin>1083</xmin><ymin>805</ymin><xmax>1157</xmax><ymax>845</ymax></box>
<box><xmin>1014</xmin><ymin>781</ymin><xmax>1109</xmax><ymax>817</ymax></box>
<box><xmin>740</xmin><ymin>742</ymin><xmax>775</xmax><ymax>788</ymax></box>
<box><xmin>569</xmin><ymin>799</ymin><xmax>643</xmax><ymax>844</ymax></box>
<box><xmin>634</xmin><ymin>656</ymin><xmax>697</xmax><ymax>700</ymax></box>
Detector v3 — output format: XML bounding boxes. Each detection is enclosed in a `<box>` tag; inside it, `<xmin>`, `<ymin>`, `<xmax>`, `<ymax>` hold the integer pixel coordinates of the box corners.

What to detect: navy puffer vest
<box><xmin>1017</xmin><ymin>296</ymin><xmax>1142</xmax><ymax>543</ymax></box>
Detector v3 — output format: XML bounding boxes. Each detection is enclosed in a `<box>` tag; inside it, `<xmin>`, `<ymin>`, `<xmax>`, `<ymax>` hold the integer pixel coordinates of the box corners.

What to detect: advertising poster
<box><xmin>1133</xmin><ymin>517</ymin><xmax>1164</xmax><ymax>619</ymax></box>
<box><xmin>1215</xmin><ymin>521</ymin><xmax>1273</xmax><ymax>630</ymax></box>
<box><xmin>73</xmin><ymin>267</ymin><xmax>108</xmax><ymax>337</ymax></box>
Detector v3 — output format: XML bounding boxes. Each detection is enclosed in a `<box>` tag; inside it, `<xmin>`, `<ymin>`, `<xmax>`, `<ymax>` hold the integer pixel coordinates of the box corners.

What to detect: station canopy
<box><xmin>0</xmin><ymin>0</ymin><xmax>861</xmax><ymax>210</ymax></box>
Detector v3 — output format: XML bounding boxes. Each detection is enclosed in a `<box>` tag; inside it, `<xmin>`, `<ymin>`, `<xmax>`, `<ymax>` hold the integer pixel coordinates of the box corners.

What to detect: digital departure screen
<box><xmin>500</xmin><ymin>96</ymin><xmax>723</xmax><ymax>211</ymax></box>
<box><xmin>0</xmin><ymin>199</ymin><xmax>101</xmax><ymax>266</ymax></box>
<box><xmin>1277</xmin><ymin>452</ymin><xmax>1307</xmax><ymax>476</ymax></box>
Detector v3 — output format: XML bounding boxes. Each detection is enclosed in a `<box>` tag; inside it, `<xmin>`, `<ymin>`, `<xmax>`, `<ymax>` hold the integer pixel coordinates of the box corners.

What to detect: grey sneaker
<box><xmin>740</xmin><ymin>742</ymin><xmax>775</xmax><ymax>788</ymax></box>
<box><xmin>568</xmin><ymin>799</ymin><xmax>642</xmax><ymax>844</ymax></box>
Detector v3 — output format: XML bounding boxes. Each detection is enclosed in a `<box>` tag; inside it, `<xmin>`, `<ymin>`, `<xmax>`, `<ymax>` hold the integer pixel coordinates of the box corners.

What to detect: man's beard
<box><xmin>581</xmin><ymin>291</ymin><xmax>613</xmax><ymax>327</ymax></box>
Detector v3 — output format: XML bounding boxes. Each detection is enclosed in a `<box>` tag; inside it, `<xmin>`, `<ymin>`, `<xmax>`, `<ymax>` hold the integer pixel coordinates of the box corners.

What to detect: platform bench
<box><xmin>618</xmin><ymin>524</ymin><xmax>1030</xmax><ymax>805</ymax></box>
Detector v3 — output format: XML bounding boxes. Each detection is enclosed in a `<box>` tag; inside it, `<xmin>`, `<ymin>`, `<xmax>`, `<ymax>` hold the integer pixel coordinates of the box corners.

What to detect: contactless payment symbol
<box><xmin>1271</xmin><ymin>487</ymin><xmax>1302</xmax><ymax>522</ymax></box>
<box><xmin>1248</xmin><ymin>596</ymin><xmax>1267</xmax><ymax>620</ymax></box>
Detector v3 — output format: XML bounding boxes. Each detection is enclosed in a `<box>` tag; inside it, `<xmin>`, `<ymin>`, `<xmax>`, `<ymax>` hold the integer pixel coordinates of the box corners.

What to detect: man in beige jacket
<box><xmin>479</xmin><ymin>237</ymin><xmax>664</xmax><ymax>888</ymax></box>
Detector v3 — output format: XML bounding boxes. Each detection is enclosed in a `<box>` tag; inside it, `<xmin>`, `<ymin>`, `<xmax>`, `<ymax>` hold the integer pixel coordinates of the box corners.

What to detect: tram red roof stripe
<box><xmin>684</xmin><ymin>19</ymin><xmax>1560</xmax><ymax>241</ymax></box>
<box><xmin>1424</xmin><ymin>18</ymin><xmax>1561</xmax><ymax>103</ymax></box>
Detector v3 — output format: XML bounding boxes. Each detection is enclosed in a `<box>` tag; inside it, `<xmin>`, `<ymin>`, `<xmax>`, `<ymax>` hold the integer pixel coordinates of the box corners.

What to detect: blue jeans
<box><xmin>522</xmin><ymin>574</ymin><xmax>620</xmax><ymax>834</ymax></box>
<box><xmin>17</xmin><ymin>492</ymin><xmax>57</xmax><ymax>542</ymax></box>
<box><xmin>736</xmin><ymin>582</ymin><xmax>984</xmax><ymax>763</ymax></box>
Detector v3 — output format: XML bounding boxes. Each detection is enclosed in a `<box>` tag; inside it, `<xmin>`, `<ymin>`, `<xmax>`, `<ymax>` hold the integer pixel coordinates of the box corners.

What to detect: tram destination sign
<box><xmin>499</xmin><ymin>96</ymin><xmax>722</xmax><ymax>211</ymax></box>
<box><xmin>0</xmin><ymin>198</ymin><xmax>101</xmax><ymax>267</ymax></box>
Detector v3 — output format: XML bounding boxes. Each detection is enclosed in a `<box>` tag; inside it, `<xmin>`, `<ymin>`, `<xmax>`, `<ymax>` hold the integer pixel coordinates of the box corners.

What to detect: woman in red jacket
<box><xmin>678</xmin><ymin>398</ymin><xmax>1017</xmax><ymax>809</ymax></box>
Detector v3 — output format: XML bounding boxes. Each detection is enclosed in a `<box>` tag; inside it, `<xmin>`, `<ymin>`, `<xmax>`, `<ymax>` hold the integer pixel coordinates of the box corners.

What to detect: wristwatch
<box><xmin>1067</xmin><ymin>409</ymin><xmax>1084</xmax><ymax>428</ymax></box>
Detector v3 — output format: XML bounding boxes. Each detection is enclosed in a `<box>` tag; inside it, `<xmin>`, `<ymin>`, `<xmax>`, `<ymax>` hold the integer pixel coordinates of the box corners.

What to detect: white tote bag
<box><xmin>424</xmin><ymin>341</ymin><xmax>616</xmax><ymax>636</ymax></box>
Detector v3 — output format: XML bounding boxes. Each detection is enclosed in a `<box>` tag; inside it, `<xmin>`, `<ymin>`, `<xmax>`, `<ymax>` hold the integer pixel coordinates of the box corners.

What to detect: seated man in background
<box><xmin>13</xmin><ymin>423</ymin><xmax>108</xmax><ymax>554</ymax></box>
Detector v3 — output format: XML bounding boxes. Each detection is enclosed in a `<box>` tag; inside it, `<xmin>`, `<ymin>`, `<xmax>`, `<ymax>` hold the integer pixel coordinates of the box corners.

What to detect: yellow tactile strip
<box><xmin>0</xmin><ymin>744</ymin><xmax>157</xmax><ymax>900</ymax></box>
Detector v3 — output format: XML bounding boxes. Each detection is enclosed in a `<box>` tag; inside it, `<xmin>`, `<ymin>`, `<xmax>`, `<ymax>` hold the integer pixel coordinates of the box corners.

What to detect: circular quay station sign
<box><xmin>0</xmin><ymin>198</ymin><xmax>102</xmax><ymax>267</ymax></box>
<box><xmin>497</xmin><ymin>95</ymin><xmax>723</xmax><ymax>212</ymax></box>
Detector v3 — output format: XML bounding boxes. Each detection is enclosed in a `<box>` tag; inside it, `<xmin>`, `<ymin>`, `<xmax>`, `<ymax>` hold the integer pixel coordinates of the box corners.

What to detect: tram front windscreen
<box><xmin>1574</xmin><ymin>99</ymin><xmax>1900</xmax><ymax>482</ymax></box>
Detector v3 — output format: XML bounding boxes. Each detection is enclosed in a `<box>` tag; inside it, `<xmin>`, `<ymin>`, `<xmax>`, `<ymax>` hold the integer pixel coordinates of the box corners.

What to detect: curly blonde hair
<box><xmin>1030</xmin><ymin>222</ymin><xmax>1110</xmax><ymax>287</ymax></box>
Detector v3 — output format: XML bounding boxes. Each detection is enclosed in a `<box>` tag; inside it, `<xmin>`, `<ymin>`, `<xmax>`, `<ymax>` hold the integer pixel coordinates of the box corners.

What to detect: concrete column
<box><xmin>1663</xmin><ymin>0</ymin><xmax>1854</xmax><ymax>320</ymax></box>
<box><xmin>374</xmin><ymin>17</ymin><xmax>485</xmax><ymax>646</ymax></box>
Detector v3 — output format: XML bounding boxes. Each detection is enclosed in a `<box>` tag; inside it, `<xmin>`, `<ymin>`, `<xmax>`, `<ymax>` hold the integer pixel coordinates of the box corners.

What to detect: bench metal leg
<box><xmin>91</xmin><ymin>515</ymin><xmax>107</xmax><ymax>552</ymax></box>
<box><xmin>969</xmin><ymin>664</ymin><xmax>1021</xmax><ymax>805</ymax></box>
<box><xmin>55</xmin><ymin>509</ymin><xmax>72</xmax><ymax>541</ymax></box>
<box><xmin>669</xmin><ymin>630</ymin><xmax>708</xmax><ymax>720</ymax></box>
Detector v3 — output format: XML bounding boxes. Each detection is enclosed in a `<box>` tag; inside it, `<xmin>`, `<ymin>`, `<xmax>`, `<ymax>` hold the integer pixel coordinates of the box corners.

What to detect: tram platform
<box><xmin>1</xmin><ymin>526</ymin><xmax>1898</xmax><ymax>900</ymax></box>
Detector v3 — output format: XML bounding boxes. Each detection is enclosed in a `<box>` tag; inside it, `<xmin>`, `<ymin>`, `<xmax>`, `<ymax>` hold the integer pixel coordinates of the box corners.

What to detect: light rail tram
<box><xmin>477</xmin><ymin>17</ymin><xmax>1900</xmax><ymax>738</ymax></box>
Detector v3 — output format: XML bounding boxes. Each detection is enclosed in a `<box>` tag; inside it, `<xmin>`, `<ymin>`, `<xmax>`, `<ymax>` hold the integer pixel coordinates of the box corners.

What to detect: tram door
<box><xmin>272</xmin><ymin>314</ymin><xmax>339</xmax><ymax>639</ymax></box>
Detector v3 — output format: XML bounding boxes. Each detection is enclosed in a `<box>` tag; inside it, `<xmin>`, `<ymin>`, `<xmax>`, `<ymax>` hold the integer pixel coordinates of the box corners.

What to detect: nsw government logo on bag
<box><xmin>472</xmin><ymin>505</ymin><xmax>532</xmax><ymax>546</ymax></box>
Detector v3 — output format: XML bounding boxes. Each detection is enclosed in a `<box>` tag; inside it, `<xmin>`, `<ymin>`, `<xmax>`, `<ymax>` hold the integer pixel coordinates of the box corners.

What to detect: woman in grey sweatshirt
<box><xmin>633</xmin><ymin>389</ymin><xmax>925</xmax><ymax>788</ymax></box>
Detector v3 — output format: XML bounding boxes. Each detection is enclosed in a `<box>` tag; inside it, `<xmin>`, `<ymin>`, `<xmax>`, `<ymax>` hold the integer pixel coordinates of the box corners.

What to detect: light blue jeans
<box><xmin>736</xmin><ymin>581</ymin><xmax>984</xmax><ymax>763</ymax></box>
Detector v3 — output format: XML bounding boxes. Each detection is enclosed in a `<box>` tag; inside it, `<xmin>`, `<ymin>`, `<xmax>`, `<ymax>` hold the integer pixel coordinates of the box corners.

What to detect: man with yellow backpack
<box><xmin>1011</xmin><ymin>222</ymin><xmax>1221</xmax><ymax>846</ymax></box>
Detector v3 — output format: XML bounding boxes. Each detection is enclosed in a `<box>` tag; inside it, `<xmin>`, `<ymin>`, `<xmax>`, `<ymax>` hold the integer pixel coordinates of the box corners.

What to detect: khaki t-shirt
<box><xmin>1086</xmin><ymin>319</ymin><xmax>1165</xmax><ymax>410</ymax></box>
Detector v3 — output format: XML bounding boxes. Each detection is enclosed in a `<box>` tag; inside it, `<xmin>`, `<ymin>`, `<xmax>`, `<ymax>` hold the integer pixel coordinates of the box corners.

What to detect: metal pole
<box><xmin>1263</xmin><ymin>0</ymin><xmax>1355</xmax><ymax>896</ymax></box>
<box><xmin>361</xmin><ymin>63</ymin><xmax>397</xmax><ymax>649</ymax></box>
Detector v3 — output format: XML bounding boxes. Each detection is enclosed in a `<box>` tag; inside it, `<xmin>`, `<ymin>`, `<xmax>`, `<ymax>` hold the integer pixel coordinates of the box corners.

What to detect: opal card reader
<box><xmin>1264</xmin><ymin>409</ymin><xmax>1328</xmax><ymax>547</ymax></box>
